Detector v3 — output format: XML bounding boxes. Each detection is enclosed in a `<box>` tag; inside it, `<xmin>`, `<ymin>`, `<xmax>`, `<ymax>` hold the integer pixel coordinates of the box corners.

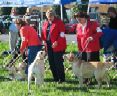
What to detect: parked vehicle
<box><xmin>65</xmin><ymin>23</ymin><xmax>77</xmax><ymax>34</ymax></box>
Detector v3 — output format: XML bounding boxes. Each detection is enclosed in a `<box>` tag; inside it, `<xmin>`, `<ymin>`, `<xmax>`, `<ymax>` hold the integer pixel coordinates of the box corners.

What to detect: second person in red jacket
<box><xmin>76</xmin><ymin>12</ymin><xmax>103</xmax><ymax>61</ymax></box>
<box><xmin>41</xmin><ymin>9</ymin><xmax>66</xmax><ymax>83</ymax></box>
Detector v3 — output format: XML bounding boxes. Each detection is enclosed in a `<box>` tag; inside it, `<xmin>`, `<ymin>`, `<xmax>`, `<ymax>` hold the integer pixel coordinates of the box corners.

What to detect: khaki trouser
<box><xmin>9</xmin><ymin>31</ymin><xmax>18</xmax><ymax>53</ymax></box>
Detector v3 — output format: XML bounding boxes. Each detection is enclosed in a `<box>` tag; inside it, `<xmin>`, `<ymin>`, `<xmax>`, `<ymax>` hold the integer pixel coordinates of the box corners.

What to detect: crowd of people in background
<box><xmin>0</xmin><ymin>6</ymin><xmax>117</xmax><ymax>82</ymax></box>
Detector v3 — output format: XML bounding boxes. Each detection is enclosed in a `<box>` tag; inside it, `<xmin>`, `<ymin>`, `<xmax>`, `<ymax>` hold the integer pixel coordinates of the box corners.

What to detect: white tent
<box><xmin>0</xmin><ymin>0</ymin><xmax>76</xmax><ymax>7</ymax></box>
<box><xmin>0</xmin><ymin>0</ymin><xmax>77</xmax><ymax>20</ymax></box>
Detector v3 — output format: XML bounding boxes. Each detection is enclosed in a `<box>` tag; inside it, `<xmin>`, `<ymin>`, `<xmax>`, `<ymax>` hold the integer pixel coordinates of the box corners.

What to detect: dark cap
<box><xmin>108</xmin><ymin>7</ymin><xmax>117</xmax><ymax>14</ymax></box>
<box><xmin>77</xmin><ymin>12</ymin><xmax>89</xmax><ymax>19</ymax></box>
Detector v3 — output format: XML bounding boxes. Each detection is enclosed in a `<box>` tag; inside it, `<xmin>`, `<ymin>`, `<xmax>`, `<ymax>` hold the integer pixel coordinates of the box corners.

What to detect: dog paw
<box><xmin>79</xmin><ymin>87</ymin><xmax>88</xmax><ymax>92</ymax></box>
<box><xmin>28</xmin><ymin>91</ymin><xmax>31</xmax><ymax>96</ymax></box>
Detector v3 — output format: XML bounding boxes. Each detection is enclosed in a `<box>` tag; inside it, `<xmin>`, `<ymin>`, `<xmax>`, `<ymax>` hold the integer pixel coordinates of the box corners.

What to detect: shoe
<box><xmin>58</xmin><ymin>79</ymin><xmax>65</xmax><ymax>84</ymax></box>
<box><xmin>53</xmin><ymin>78</ymin><xmax>59</xmax><ymax>82</ymax></box>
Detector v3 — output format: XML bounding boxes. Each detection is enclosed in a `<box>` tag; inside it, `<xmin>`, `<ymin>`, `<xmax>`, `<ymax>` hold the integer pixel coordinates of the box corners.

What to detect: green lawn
<box><xmin>0</xmin><ymin>42</ymin><xmax>117</xmax><ymax>96</ymax></box>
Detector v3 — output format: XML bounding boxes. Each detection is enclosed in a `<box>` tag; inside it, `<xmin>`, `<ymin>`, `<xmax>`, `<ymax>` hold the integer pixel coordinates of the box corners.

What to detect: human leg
<box><xmin>47</xmin><ymin>49</ymin><xmax>59</xmax><ymax>81</ymax></box>
<box><xmin>53</xmin><ymin>51</ymin><xmax>65</xmax><ymax>82</ymax></box>
<box><xmin>25</xmin><ymin>45</ymin><xmax>42</xmax><ymax>74</ymax></box>
<box><xmin>9</xmin><ymin>32</ymin><xmax>18</xmax><ymax>53</ymax></box>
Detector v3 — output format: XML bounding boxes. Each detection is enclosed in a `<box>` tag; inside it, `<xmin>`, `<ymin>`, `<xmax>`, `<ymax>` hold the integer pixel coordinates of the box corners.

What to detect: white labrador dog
<box><xmin>64</xmin><ymin>52</ymin><xmax>114</xmax><ymax>88</ymax></box>
<box><xmin>28</xmin><ymin>51</ymin><xmax>46</xmax><ymax>91</ymax></box>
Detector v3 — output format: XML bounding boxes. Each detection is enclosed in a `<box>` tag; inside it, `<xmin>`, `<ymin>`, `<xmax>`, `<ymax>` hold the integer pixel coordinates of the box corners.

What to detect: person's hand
<box><xmin>20</xmin><ymin>48</ymin><xmax>27</xmax><ymax>56</ymax></box>
<box><xmin>20</xmin><ymin>50</ymin><xmax>23</xmax><ymax>55</ymax></box>
<box><xmin>87</xmin><ymin>37</ymin><xmax>93</xmax><ymax>42</ymax></box>
<box><xmin>52</xmin><ymin>41</ymin><xmax>58</xmax><ymax>48</ymax></box>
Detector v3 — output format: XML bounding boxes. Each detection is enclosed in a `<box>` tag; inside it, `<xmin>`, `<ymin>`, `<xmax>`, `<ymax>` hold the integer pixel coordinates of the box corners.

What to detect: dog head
<box><xmin>36</xmin><ymin>51</ymin><xmax>46</xmax><ymax>60</ymax></box>
<box><xmin>63</xmin><ymin>52</ymin><xmax>79</xmax><ymax>62</ymax></box>
<box><xmin>103</xmin><ymin>54</ymin><xmax>116</xmax><ymax>63</ymax></box>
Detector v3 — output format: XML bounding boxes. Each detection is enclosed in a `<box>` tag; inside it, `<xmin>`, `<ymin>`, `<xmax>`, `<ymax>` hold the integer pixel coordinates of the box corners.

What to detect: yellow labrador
<box><xmin>64</xmin><ymin>52</ymin><xmax>114</xmax><ymax>88</ymax></box>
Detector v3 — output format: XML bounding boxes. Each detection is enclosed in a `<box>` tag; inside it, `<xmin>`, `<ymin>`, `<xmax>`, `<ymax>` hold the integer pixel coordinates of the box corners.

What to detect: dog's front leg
<box><xmin>103</xmin><ymin>73</ymin><xmax>110</xmax><ymax>88</ymax></box>
<box><xmin>96</xmin><ymin>79</ymin><xmax>102</xmax><ymax>89</ymax></box>
<box><xmin>28</xmin><ymin>72</ymin><xmax>32</xmax><ymax>92</ymax></box>
<box><xmin>79</xmin><ymin>76</ymin><xmax>84</xmax><ymax>88</ymax></box>
<box><xmin>35</xmin><ymin>75</ymin><xmax>41</xmax><ymax>85</ymax></box>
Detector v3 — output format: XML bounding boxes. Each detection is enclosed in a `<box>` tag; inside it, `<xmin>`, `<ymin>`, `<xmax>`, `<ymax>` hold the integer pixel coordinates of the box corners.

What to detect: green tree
<box><xmin>0</xmin><ymin>7</ymin><xmax>12</xmax><ymax>15</ymax></box>
<box><xmin>52</xmin><ymin>5</ymin><xmax>69</xmax><ymax>23</ymax></box>
<box><xmin>71</xmin><ymin>0</ymin><xmax>89</xmax><ymax>14</ymax></box>
<box><xmin>0</xmin><ymin>7</ymin><xmax>27</xmax><ymax>16</ymax></box>
<box><xmin>16</xmin><ymin>7</ymin><xmax>27</xmax><ymax>15</ymax></box>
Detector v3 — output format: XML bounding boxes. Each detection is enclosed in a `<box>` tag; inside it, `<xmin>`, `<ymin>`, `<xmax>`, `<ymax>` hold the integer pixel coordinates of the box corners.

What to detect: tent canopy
<box><xmin>0</xmin><ymin>0</ymin><xmax>77</xmax><ymax>7</ymax></box>
<box><xmin>76</xmin><ymin>0</ymin><xmax>117</xmax><ymax>4</ymax></box>
<box><xmin>89</xmin><ymin>0</ymin><xmax>117</xmax><ymax>4</ymax></box>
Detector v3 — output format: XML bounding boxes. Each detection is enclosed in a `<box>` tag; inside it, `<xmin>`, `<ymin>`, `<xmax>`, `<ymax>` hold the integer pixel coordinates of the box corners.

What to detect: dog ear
<box><xmin>41</xmin><ymin>45</ymin><xmax>45</xmax><ymax>51</ymax></box>
<box><xmin>63</xmin><ymin>54</ymin><xmax>68</xmax><ymax>60</ymax></box>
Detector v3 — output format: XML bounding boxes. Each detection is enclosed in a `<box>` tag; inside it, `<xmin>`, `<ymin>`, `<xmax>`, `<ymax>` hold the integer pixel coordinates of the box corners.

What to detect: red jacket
<box><xmin>20</xmin><ymin>25</ymin><xmax>41</xmax><ymax>53</ymax></box>
<box><xmin>76</xmin><ymin>20</ymin><xmax>103</xmax><ymax>52</ymax></box>
<box><xmin>41</xmin><ymin>18</ymin><xmax>66</xmax><ymax>52</ymax></box>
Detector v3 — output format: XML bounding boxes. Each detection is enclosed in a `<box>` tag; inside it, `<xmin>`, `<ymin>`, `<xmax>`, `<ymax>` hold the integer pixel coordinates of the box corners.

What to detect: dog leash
<box><xmin>4</xmin><ymin>48</ymin><xmax>27</xmax><ymax>68</ymax></box>
<box><xmin>77</xmin><ymin>39</ymin><xmax>90</xmax><ymax>59</ymax></box>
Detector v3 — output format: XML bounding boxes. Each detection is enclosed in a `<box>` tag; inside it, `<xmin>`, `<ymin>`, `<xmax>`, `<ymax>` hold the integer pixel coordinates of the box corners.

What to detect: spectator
<box><xmin>9</xmin><ymin>19</ymin><xmax>19</xmax><ymax>53</ymax></box>
<box><xmin>24</xmin><ymin>7</ymin><xmax>40</xmax><ymax>31</ymax></box>
<box><xmin>41</xmin><ymin>9</ymin><xmax>66</xmax><ymax>83</ymax></box>
<box><xmin>70</xmin><ymin>13</ymin><xmax>78</xmax><ymax>24</ymax></box>
<box><xmin>101</xmin><ymin>7</ymin><xmax>117</xmax><ymax>53</ymax></box>
<box><xmin>76</xmin><ymin>12</ymin><xmax>103</xmax><ymax>61</ymax></box>
<box><xmin>102</xmin><ymin>7</ymin><xmax>117</xmax><ymax>62</ymax></box>
<box><xmin>9</xmin><ymin>8</ymin><xmax>19</xmax><ymax>53</ymax></box>
<box><xmin>15</xmin><ymin>18</ymin><xmax>42</xmax><ymax>75</ymax></box>
<box><xmin>108</xmin><ymin>7</ymin><xmax>117</xmax><ymax>30</ymax></box>
<box><xmin>5</xmin><ymin>34</ymin><xmax>28</xmax><ymax>69</ymax></box>
<box><xmin>0</xmin><ymin>18</ymin><xmax>5</xmax><ymax>34</ymax></box>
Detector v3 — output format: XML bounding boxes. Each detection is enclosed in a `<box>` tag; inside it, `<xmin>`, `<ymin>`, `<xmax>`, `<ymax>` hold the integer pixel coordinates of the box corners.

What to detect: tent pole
<box><xmin>39</xmin><ymin>6</ymin><xmax>43</xmax><ymax>36</ymax></box>
<box><xmin>60</xmin><ymin>4</ymin><xmax>63</xmax><ymax>20</ymax></box>
<box><xmin>87</xmin><ymin>3</ymin><xmax>90</xmax><ymax>14</ymax></box>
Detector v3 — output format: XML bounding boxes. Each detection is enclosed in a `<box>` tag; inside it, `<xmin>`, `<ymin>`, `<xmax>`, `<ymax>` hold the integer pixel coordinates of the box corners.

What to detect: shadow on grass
<box><xmin>65</xmin><ymin>79</ymin><xmax>79</xmax><ymax>84</ymax></box>
<box><xmin>58</xmin><ymin>78</ymin><xmax>117</xmax><ymax>91</ymax></box>
<box><xmin>44</xmin><ymin>78</ymin><xmax>54</xmax><ymax>82</ymax></box>
<box><xmin>44</xmin><ymin>78</ymin><xmax>79</xmax><ymax>84</ymax></box>
<box><xmin>56</xmin><ymin>86</ymin><xmax>89</xmax><ymax>92</ymax></box>
<box><xmin>0</xmin><ymin>76</ymin><xmax>12</xmax><ymax>81</ymax></box>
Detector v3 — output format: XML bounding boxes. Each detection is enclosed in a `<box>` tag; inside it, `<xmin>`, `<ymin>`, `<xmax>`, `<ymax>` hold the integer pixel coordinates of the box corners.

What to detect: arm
<box><xmin>87</xmin><ymin>21</ymin><xmax>103</xmax><ymax>42</ymax></box>
<box><xmin>20</xmin><ymin>28</ymin><xmax>28</xmax><ymax>53</ymax></box>
<box><xmin>52</xmin><ymin>20</ymin><xmax>66</xmax><ymax>48</ymax></box>
<box><xmin>91</xmin><ymin>21</ymin><xmax>103</xmax><ymax>39</ymax></box>
<box><xmin>41</xmin><ymin>22</ymin><xmax>46</xmax><ymax>41</ymax></box>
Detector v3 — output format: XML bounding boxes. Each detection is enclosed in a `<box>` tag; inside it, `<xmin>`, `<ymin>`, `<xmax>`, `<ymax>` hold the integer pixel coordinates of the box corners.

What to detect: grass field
<box><xmin>0</xmin><ymin>42</ymin><xmax>117</xmax><ymax>96</ymax></box>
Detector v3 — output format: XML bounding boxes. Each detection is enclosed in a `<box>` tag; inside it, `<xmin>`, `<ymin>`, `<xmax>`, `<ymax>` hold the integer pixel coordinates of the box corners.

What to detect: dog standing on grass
<box><xmin>64</xmin><ymin>52</ymin><xmax>114</xmax><ymax>88</ymax></box>
<box><xmin>28</xmin><ymin>51</ymin><xmax>46</xmax><ymax>91</ymax></box>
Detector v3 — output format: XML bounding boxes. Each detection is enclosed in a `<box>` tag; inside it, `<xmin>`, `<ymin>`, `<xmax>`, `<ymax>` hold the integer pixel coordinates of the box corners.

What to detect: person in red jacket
<box><xmin>15</xmin><ymin>18</ymin><xmax>42</xmax><ymax>75</ymax></box>
<box><xmin>76</xmin><ymin>12</ymin><xmax>103</xmax><ymax>61</ymax></box>
<box><xmin>76</xmin><ymin>12</ymin><xmax>103</xmax><ymax>84</ymax></box>
<box><xmin>41</xmin><ymin>9</ymin><xmax>66</xmax><ymax>83</ymax></box>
